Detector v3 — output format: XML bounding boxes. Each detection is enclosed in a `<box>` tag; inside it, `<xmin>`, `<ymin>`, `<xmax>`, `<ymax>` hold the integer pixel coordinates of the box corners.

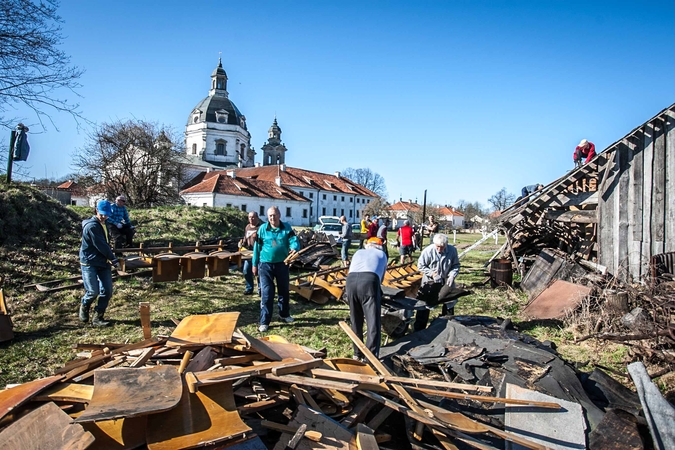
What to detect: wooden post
<box><xmin>5</xmin><ymin>130</ymin><xmax>16</xmax><ymax>184</ymax></box>
<box><xmin>420</xmin><ymin>189</ymin><xmax>427</xmax><ymax>249</ymax></box>
<box><xmin>139</xmin><ymin>302</ymin><xmax>151</xmax><ymax>339</ymax></box>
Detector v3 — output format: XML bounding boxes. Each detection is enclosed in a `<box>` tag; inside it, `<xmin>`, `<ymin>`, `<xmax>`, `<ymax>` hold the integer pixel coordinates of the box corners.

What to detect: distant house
<box><xmin>180</xmin><ymin>170</ymin><xmax>311</xmax><ymax>226</ymax></box>
<box><xmin>437</xmin><ymin>206</ymin><xmax>465</xmax><ymax>229</ymax></box>
<box><xmin>386</xmin><ymin>201</ymin><xmax>423</xmax><ymax>229</ymax></box>
<box><xmin>55</xmin><ymin>180</ymin><xmax>90</xmax><ymax>206</ymax></box>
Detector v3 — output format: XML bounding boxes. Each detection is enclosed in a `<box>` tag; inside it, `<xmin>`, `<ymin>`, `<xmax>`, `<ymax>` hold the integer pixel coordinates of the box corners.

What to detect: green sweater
<box><xmin>252</xmin><ymin>221</ymin><xmax>300</xmax><ymax>266</ymax></box>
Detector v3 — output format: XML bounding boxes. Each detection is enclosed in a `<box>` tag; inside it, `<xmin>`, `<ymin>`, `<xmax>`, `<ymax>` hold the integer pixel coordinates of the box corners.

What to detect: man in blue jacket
<box><xmin>252</xmin><ymin>206</ymin><xmax>300</xmax><ymax>332</ymax></box>
<box><xmin>79</xmin><ymin>200</ymin><xmax>119</xmax><ymax>327</ymax></box>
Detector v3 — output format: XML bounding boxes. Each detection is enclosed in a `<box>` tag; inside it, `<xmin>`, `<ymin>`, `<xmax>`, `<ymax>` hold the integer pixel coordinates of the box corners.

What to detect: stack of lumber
<box><xmin>0</xmin><ymin>311</ymin><xmax>565</xmax><ymax>449</ymax></box>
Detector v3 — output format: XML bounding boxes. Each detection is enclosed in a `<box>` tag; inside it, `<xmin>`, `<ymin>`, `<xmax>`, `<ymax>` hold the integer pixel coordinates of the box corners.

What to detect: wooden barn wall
<box><xmin>598</xmin><ymin>107</ymin><xmax>674</xmax><ymax>281</ymax></box>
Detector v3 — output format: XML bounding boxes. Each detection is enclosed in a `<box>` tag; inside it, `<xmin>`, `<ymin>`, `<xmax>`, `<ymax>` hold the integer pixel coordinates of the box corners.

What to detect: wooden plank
<box><xmin>238</xmin><ymin>330</ymin><xmax>282</xmax><ymax>361</ymax></box>
<box><xmin>0</xmin><ymin>402</ymin><xmax>95</xmax><ymax>449</ymax></box>
<box><xmin>73</xmin><ymin>366</ymin><xmax>182</xmax><ymax>423</ymax></box>
<box><xmin>628</xmin><ymin>133</ymin><xmax>645</xmax><ymax>280</ymax></box>
<box><xmin>168</xmin><ymin>312</ymin><xmax>239</xmax><ymax>347</ymax></box>
<box><xmin>55</xmin><ymin>337</ymin><xmax>165</xmax><ymax>375</ymax></box>
<box><xmin>272</xmin><ymin>404</ymin><xmax>354</xmax><ymax>450</ymax></box>
<box><xmin>185</xmin><ymin>346</ymin><xmax>218</xmax><ymax>373</ymax></box>
<box><xmin>139</xmin><ymin>302</ymin><xmax>151</xmax><ymax>339</ymax></box>
<box><xmin>651</xmin><ymin>117</ymin><xmax>666</xmax><ymax>256</ymax></box>
<box><xmin>355</xmin><ymin>424</ymin><xmax>379</xmax><ymax>450</ymax></box>
<box><xmin>0</xmin><ymin>375</ymin><xmax>63</xmax><ymax>421</ymax></box>
<box><xmin>666</xmin><ymin>109</ymin><xmax>675</xmax><ymax>253</ymax></box>
<box><xmin>310</xmin><ymin>368</ymin><xmax>383</xmax><ymax>385</ymax></box>
<box><xmin>215</xmin><ymin>353</ymin><xmax>265</xmax><ymax>366</ymax></box>
<box><xmin>261</xmin><ymin>420</ymin><xmax>322</xmax><ymax>442</ymax></box>
<box><xmin>271</xmin><ymin>358</ymin><xmax>324</xmax><ymax>376</ymax></box>
<box><xmin>33</xmin><ymin>383</ymin><xmax>94</xmax><ymax>403</ymax></box>
<box><xmin>188</xmin><ymin>359</ymin><xmax>300</xmax><ymax>392</ymax></box>
<box><xmin>82</xmin><ymin>416</ymin><xmax>147</xmax><ymax>450</ymax></box>
<box><xmin>408</xmin><ymin>386</ymin><xmax>561</xmax><ymax>408</ymax></box>
<box><xmin>366</xmin><ymin>405</ymin><xmax>393</xmax><ymax>430</ymax></box>
<box><xmin>286</xmin><ymin>424</ymin><xmax>308</xmax><ymax>450</ymax></box>
<box><xmin>262</xmin><ymin>373</ymin><xmax>359</xmax><ymax>393</ymax></box>
<box><xmin>617</xmin><ymin>141</ymin><xmax>631</xmax><ymax>280</ymax></box>
<box><xmin>598</xmin><ymin>146</ymin><xmax>617</xmax><ymax>275</ymax></box>
<box><xmin>128</xmin><ymin>347</ymin><xmax>155</xmax><ymax>368</ymax></box>
<box><xmin>384</xmin><ymin>376</ymin><xmax>492</xmax><ymax>393</ymax></box>
<box><xmin>72</xmin><ymin>356</ymin><xmax>127</xmax><ymax>383</ymax></box>
<box><xmin>641</xmin><ymin>123</ymin><xmax>654</xmax><ymax>277</ymax></box>
<box><xmin>237</xmin><ymin>396</ymin><xmax>289</xmax><ymax>415</ymax></box>
<box><xmin>147</xmin><ymin>382</ymin><xmax>251</xmax><ymax>450</ymax></box>
<box><xmin>341</xmin><ymin>397</ymin><xmax>377</xmax><ymax>428</ymax></box>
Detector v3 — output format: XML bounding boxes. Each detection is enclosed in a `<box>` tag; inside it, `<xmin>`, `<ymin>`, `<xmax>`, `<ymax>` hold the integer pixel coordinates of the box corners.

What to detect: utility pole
<box><xmin>420</xmin><ymin>189</ymin><xmax>427</xmax><ymax>249</ymax></box>
<box><xmin>5</xmin><ymin>130</ymin><xmax>16</xmax><ymax>184</ymax></box>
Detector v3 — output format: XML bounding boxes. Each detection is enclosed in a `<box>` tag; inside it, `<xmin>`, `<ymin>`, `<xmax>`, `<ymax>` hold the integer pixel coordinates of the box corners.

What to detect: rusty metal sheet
<box><xmin>522</xmin><ymin>279</ymin><xmax>592</xmax><ymax>319</ymax></box>
<box><xmin>0</xmin><ymin>375</ymin><xmax>63</xmax><ymax>421</ymax></box>
<box><xmin>82</xmin><ymin>416</ymin><xmax>147</xmax><ymax>450</ymax></box>
<box><xmin>168</xmin><ymin>312</ymin><xmax>239</xmax><ymax>347</ymax></box>
<box><xmin>73</xmin><ymin>366</ymin><xmax>182</xmax><ymax>423</ymax></box>
<box><xmin>0</xmin><ymin>402</ymin><xmax>95</xmax><ymax>449</ymax></box>
<box><xmin>147</xmin><ymin>382</ymin><xmax>251</xmax><ymax>449</ymax></box>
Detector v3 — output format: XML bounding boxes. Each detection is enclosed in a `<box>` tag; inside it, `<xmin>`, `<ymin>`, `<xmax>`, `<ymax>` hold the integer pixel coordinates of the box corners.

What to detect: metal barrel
<box><xmin>490</xmin><ymin>259</ymin><xmax>513</xmax><ymax>288</ymax></box>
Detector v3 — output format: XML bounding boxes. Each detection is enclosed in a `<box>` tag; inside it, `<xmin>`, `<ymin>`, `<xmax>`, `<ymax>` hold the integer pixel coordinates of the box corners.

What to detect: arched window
<box><xmin>191</xmin><ymin>143</ymin><xmax>197</xmax><ymax>155</ymax></box>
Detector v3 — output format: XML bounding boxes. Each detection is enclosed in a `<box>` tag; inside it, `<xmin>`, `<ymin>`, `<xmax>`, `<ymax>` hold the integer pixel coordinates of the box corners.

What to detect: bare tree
<box><xmin>488</xmin><ymin>188</ymin><xmax>515</xmax><ymax>212</ymax></box>
<box><xmin>456</xmin><ymin>199</ymin><xmax>487</xmax><ymax>219</ymax></box>
<box><xmin>73</xmin><ymin>120</ymin><xmax>186</xmax><ymax>207</ymax></box>
<box><xmin>0</xmin><ymin>0</ymin><xmax>84</xmax><ymax>130</ymax></box>
<box><xmin>341</xmin><ymin>167</ymin><xmax>388</xmax><ymax>198</ymax></box>
<box><xmin>362</xmin><ymin>197</ymin><xmax>391</xmax><ymax>218</ymax></box>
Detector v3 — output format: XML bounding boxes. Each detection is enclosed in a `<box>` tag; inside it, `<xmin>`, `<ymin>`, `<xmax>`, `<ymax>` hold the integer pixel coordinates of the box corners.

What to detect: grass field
<box><xmin>0</xmin><ymin>187</ymin><xmax>647</xmax><ymax>391</ymax></box>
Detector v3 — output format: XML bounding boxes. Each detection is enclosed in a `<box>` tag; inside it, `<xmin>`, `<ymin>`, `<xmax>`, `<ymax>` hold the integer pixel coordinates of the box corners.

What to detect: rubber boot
<box><xmin>79</xmin><ymin>303</ymin><xmax>91</xmax><ymax>323</ymax></box>
<box><xmin>91</xmin><ymin>311</ymin><xmax>110</xmax><ymax>327</ymax></box>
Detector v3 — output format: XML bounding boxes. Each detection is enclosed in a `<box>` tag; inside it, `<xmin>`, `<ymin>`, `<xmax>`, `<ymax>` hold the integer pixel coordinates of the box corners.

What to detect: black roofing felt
<box><xmin>188</xmin><ymin>95</ymin><xmax>245</xmax><ymax>127</ymax></box>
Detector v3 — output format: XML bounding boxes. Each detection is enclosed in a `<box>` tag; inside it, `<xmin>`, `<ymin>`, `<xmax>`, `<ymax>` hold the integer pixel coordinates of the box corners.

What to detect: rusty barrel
<box><xmin>490</xmin><ymin>259</ymin><xmax>513</xmax><ymax>288</ymax></box>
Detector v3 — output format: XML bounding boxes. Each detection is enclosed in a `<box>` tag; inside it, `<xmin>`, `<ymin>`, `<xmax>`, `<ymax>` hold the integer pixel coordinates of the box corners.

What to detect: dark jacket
<box><xmin>79</xmin><ymin>217</ymin><xmax>116</xmax><ymax>268</ymax></box>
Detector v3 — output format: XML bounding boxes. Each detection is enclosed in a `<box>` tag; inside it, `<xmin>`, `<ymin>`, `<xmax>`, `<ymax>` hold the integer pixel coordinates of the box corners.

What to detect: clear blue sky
<box><xmin>8</xmin><ymin>0</ymin><xmax>675</xmax><ymax>209</ymax></box>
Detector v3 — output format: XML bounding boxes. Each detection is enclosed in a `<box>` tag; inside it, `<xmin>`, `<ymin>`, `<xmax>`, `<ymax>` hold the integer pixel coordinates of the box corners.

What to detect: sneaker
<box><xmin>258</xmin><ymin>324</ymin><xmax>269</xmax><ymax>332</ymax></box>
<box><xmin>279</xmin><ymin>315</ymin><xmax>295</xmax><ymax>324</ymax></box>
<box><xmin>243</xmin><ymin>290</ymin><xmax>254</xmax><ymax>295</ymax></box>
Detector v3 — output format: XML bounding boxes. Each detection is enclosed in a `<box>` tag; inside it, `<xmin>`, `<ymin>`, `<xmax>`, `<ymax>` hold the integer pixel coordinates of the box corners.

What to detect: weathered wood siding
<box><xmin>598</xmin><ymin>104</ymin><xmax>675</xmax><ymax>281</ymax></box>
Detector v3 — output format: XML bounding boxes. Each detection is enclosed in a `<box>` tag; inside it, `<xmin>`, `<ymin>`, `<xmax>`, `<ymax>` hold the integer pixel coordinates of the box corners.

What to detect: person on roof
<box><xmin>574</xmin><ymin>139</ymin><xmax>596</xmax><ymax>167</ymax></box>
<box><xmin>515</xmin><ymin>184</ymin><xmax>544</xmax><ymax>205</ymax></box>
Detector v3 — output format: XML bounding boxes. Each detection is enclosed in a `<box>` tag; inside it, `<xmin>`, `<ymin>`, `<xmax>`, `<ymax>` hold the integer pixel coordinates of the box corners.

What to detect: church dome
<box><xmin>187</xmin><ymin>95</ymin><xmax>246</xmax><ymax>128</ymax></box>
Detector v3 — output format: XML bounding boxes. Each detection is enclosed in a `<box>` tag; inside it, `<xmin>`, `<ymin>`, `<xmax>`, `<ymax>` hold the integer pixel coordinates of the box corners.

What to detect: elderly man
<box><xmin>574</xmin><ymin>139</ymin><xmax>596</xmax><ymax>167</ymax></box>
<box><xmin>345</xmin><ymin>237</ymin><xmax>388</xmax><ymax>360</ymax></box>
<box><xmin>413</xmin><ymin>233</ymin><xmax>461</xmax><ymax>331</ymax></box>
<box><xmin>107</xmin><ymin>195</ymin><xmax>135</xmax><ymax>249</ymax></box>
<box><xmin>80</xmin><ymin>200</ymin><xmax>120</xmax><ymax>327</ymax></box>
<box><xmin>240</xmin><ymin>211</ymin><xmax>264</xmax><ymax>295</ymax></box>
<box><xmin>252</xmin><ymin>207</ymin><xmax>300</xmax><ymax>332</ymax></box>
<box><xmin>397</xmin><ymin>219</ymin><xmax>416</xmax><ymax>263</ymax></box>
<box><xmin>339</xmin><ymin>215</ymin><xmax>353</xmax><ymax>267</ymax></box>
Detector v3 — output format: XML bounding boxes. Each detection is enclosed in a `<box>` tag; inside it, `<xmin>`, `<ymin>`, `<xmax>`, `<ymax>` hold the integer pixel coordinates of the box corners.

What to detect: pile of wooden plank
<box><xmin>0</xmin><ymin>310</ymin><xmax>569</xmax><ymax>450</ymax></box>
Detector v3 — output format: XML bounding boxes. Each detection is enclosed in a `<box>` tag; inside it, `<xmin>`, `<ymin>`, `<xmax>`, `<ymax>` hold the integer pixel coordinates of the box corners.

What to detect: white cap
<box><xmin>578</xmin><ymin>139</ymin><xmax>588</xmax><ymax>147</ymax></box>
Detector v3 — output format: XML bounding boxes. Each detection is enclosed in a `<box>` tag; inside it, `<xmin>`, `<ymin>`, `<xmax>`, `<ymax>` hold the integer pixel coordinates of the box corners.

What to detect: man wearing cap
<box><xmin>574</xmin><ymin>139</ymin><xmax>596</xmax><ymax>168</ymax></box>
<box><xmin>107</xmin><ymin>195</ymin><xmax>135</xmax><ymax>250</ymax></box>
<box><xmin>413</xmin><ymin>233</ymin><xmax>461</xmax><ymax>331</ymax></box>
<box><xmin>345</xmin><ymin>237</ymin><xmax>388</xmax><ymax>360</ymax></box>
<box><xmin>79</xmin><ymin>200</ymin><xmax>120</xmax><ymax>327</ymax></box>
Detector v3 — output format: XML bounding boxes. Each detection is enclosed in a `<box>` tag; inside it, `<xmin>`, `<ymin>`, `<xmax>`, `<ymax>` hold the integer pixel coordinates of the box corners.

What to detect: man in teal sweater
<box><xmin>252</xmin><ymin>206</ymin><xmax>300</xmax><ymax>332</ymax></box>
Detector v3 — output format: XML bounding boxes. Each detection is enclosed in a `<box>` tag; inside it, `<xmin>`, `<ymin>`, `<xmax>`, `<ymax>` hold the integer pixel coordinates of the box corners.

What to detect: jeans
<box><xmin>341</xmin><ymin>239</ymin><xmax>351</xmax><ymax>261</ymax></box>
<box><xmin>242</xmin><ymin>259</ymin><xmax>258</xmax><ymax>293</ymax></box>
<box><xmin>81</xmin><ymin>264</ymin><xmax>113</xmax><ymax>314</ymax></box>
<box><xmin>258</xmin><ymin>262</ymin><xmax>291</xmax><ymax>326</ymax></box>
<box><xmin>110</xmin><ymin>223</ymin><xmax>135</xmax><ymax>249</ymax></box>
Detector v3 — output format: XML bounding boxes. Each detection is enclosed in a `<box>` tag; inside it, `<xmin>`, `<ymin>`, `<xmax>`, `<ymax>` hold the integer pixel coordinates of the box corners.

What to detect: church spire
<box><xmin>209</xmin><ymin>57</ymin><xmax>228</xmax><ymax>97</ymax></box>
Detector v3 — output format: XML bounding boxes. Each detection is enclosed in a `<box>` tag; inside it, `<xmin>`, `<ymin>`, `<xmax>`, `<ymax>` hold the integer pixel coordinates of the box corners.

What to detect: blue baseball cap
<box><xmin>97</xmin><ymin>199</ymin><xmax>113</xmax><ymax>216</ymax></box>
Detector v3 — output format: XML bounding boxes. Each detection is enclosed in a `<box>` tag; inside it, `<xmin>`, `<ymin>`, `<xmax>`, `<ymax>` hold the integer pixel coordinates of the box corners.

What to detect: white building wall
<box><xmin>289</xmin><ymin>187</ymin><xmax>375</xmax><ymax>226</ymax></box>
<box><xmin>185</xmin><ymin>122</ymin><xmax>249</xmax><ymax>165</ymax></box>
<box><xmin>181</xmin><ymin>192</ymin><xmax>311</xmax><ymax>227</ymax></box>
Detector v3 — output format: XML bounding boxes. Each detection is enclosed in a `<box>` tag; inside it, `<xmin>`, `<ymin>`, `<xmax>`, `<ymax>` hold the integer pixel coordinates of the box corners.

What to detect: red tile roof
<box><xmin>56</xmin><ymin>180</ymin><xmax>86</xmax><ymax>196</ymax></box>
<box><xmin>184</xmin><ymin>165</ymin><xmax>378</xmax><ymax>198</ymax></box>
<box><xmin>388</xmin><ymin>201</ymin><xmax>423</xmax><ymax>212</ymax></box>
<box><xmin>438</xmin><ymin>206</ymin><xmax>464</xmax><ymax>217</ymax></box>
<box><xmin>180</xmin><ymin>172</ymin><xmax>309</xmax><ymax>202</ymax></box>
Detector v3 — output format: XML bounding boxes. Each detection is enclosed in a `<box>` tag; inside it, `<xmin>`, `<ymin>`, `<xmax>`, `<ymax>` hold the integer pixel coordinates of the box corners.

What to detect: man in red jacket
<box><xmin>574</xmin><ymin>139</ymin><xmax>596</xmax><ymax>167</ymax></box>
<box><xmin>397</xmin><ymin>220</ymin><xmax>416</xmax><ymax>264</ymax></box>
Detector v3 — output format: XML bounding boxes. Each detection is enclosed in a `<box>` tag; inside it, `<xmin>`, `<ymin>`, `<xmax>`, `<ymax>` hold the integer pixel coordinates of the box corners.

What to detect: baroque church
<box><xmin>180</xmin><ymin>60</ymin><xmax>377</xmax><ymax>227</ymax></box>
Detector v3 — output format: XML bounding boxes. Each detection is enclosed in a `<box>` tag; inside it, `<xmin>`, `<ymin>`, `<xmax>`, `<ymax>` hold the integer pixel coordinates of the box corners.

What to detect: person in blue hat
<box><xmin>79</xmin><ymin>199</ymin><xmax>120</xmax><ymax>327</ymax></box>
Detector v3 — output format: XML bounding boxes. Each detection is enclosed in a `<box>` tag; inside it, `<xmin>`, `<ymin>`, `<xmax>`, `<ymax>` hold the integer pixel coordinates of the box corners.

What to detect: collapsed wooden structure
<box><xmin>499</xmin><ymin>103</ymin><xmax>675</xmax><ymax>283</ymax></box>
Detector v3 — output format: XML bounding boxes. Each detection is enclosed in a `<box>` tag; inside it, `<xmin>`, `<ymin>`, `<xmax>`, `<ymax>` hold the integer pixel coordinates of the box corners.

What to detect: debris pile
<box><xmin>2</xmin><ymin>309</ymin><xmax>637</xmax><ymax>450</ymax></box>
<box><xmin>290</xmin><ymin>230</ymin><xmax>340</xmax><ymax>269</ymax></box>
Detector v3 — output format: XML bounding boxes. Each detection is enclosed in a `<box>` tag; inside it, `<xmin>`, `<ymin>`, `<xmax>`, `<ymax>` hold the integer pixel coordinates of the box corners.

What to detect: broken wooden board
<box><xmin>272</xmin><ymin>404</ymin><xmax>356</xmax><ymax>450</ymax></box>
<box><xmin>82</xmin><ymin>416</ymin><xmax>147</xmax><ymax>450</ymax></box>
<box><xmin>147</xmin><ymin>382</ymin><xmax>251</xmax><ymax>449</ymax></box>
<box><xmin>0</xmin><ymin>375</ymin><xmax>63</xmax><ymax>421</ymax></box>
<box><xmin>33</xmin><ymin>382</ymin><xmax>94</xmax><ymax>403</ymax></box>
<box><xmin>167</xmin><ymin>312</ymin><xmax>239</xmax><ymax>347</ymax></box>
<box><xmin>522</xmin><ymin>279</ymin><xmax>592</xmax><ymax>320</ymax></box>
<box><xmin>73</xmin><ymin>366</ymin><xmax>182</xmax><ymax>423</ymax></box>
<box><xmin>504</xmin><ymin>383</ymin><xmax>586</xmax><ymax>450</ymax></box>
<box><xmin>186</xmin><ymin>359</ymin><xmax>303</xmax><ymax>391</ymax></box>
<box><xmin>0</xmin><ymin>401</ymin><xmax>95</xmax><ymax>449</ymax></box>
<box><xmin>520</xmin><ymin>249</ymin><xmax>566</xmax><ymax>301</ymax></box>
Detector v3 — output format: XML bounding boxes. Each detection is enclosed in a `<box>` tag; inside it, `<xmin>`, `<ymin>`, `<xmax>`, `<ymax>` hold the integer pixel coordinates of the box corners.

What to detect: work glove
<box><xmin>116</xmin><ymin>223</ymin><xmax>122</xmax><ymax>229</ymax></box>
<box><xmin>111</xmin><ymin>259</ymin><xmax>120</xmax><ymax>269</ymax></box>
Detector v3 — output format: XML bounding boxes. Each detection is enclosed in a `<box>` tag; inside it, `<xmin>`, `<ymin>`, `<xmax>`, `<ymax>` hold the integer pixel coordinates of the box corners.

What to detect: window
<box><xmin>203</xmin><ymin>203</ymin><xmax>207</xmax><ymax>207</ymax></box>
<box><xmin>300</xmin><ymin>191</ymin><xmax>304</xmax><ymax>196</ymax></box>
<box><xmin>322</xmin><ymin>194</ymin><xmax>326</xmax><ymax>200</ymax></box>
<box><xmin>341</xmin><ymin>196</ymin><xmax>345</xmax><ymax>201</ymax></box>
<box><xmin>341</xmin><ymin>209</ymin><xmax>344</xmax><ymax>216</ymax></box>
<box><xmin>309</xmin><ymin>192</ymin><xmax>313</xmax><ymax>198</ymax></box>
<box><xmin>357</xmin><ymin>198</ymin><xmax>360</xmax><ymax>203</ymax></box>
<box><xmin>322</xmin><ymin>207</ymin><xmax>326</xmax><ymax>215</ymax></box>
<box><xmin>333</xmin><ymin>208</ymin><xmax>337</xmax><ymax>216</ymax></box>
<box><xmin>356</xmin><ymin>210</ymin><xmax>360</xmax><ymax>218</ymax></box>
<box><xmin>310</xmin><ymin>207</ymin><xmax>313</xmax><ymax>216</ymax></box>
<box><xmin>333</xmin><ymin>195</ymin><xmax>337</xmax><ymax>201</ymax></box>
<box><xmin>192</xmin><ymin>143</ymin><xmax>197</xmax><ymax>154</ymax></box>
<box><xmin>286</xmin><ymin>207</ymin><xmax>291</xmax><ymax>217</ymax></box>
<box><xmin>367</xmin><ymin>200</ymin><xmax>370</xmax><ymax>203</ymax></box>
<box><xmin>303</xmin><ymin>209</ymin><xmax>308</xmax><ymax>218</ymax></box>
<box><xmin>215</xmin><ymin>142</ymin><xmax>225</xmax><ymax>155</ymax></box>
<box><xmin>241</xmin><ymin>204</ymin><xmax>247</xmax><ymax>212</ymax></box>
<box><xmin>226</xmin><ymin>203</ymin><xmax>232</xmax><ymax>208</ymax></box>
<box><xmin>260</xmin><ymin>205</ymin><xmax>265</xmax><ymax>215</ymax></box>
<box><xmin>71</xmin><ymin>200</ymin><xmax>77</xmax><ymax>206</ymax></box>
<box><xmin>349</xmin><ymin>197</ymin><xmax>353</xmax><ymax>202</ymax></box>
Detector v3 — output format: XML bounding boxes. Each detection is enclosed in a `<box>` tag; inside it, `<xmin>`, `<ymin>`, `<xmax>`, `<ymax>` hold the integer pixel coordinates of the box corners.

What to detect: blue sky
<box><xmin>7</xmin><ymin>0</ymin><xmax>675</xmax><ymax>209</ymax></box>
